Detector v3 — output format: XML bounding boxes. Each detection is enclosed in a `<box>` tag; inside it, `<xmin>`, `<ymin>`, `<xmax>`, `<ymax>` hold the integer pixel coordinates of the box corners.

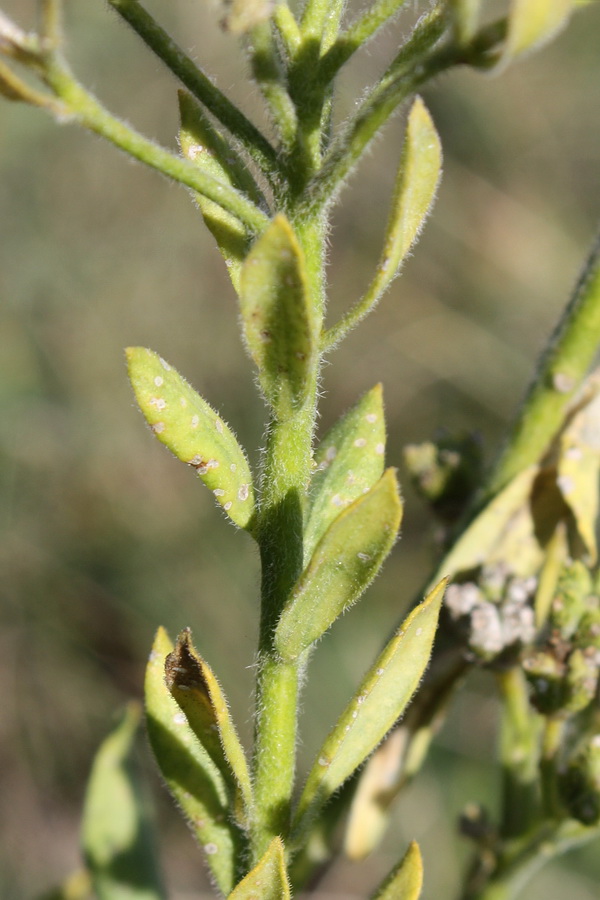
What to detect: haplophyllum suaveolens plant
<box><xmin>2</xmin><ymin>1</ymin><xmax>600</xmax><ymax>899</ymax></box>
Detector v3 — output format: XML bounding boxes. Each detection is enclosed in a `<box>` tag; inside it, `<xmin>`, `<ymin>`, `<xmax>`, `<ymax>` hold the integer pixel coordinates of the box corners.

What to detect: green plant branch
<box><xmin>300</xmin><ymin>0</ymin><xmax>346</xmax><ymax>54</ymax></box>
<box><xmin>540</xmin><ymin>717</ymin><xmax>565</xmax><ymax>820</ymax></box>
<box><xmin>107</xmin><ymin>0</ymin><xmax>280</xmax><ymax>180</ymax></box>
<box><xmin>497</xmin><ymin>667</ymin><xmax>541</xmax><ymax>841</ymax></box>
<box><xmin>251</xmin><ymin>210</ymin><xmax>326</xmax><ymax>861</ymax></box>
<box><xmin>480</xmin><ymin>230</ymin><xmax>600</xmax><ymax>507</ymax></box>
<box><xmin>463</xmin><ymin>819</ymin><xmax>600</xmax><ymax>900</ymax></box>
<box><xmin>308</xmin><ymin>8</ymin><xmax>449</xmax><ymax>210</ymax></box>
<box><xmin>38</xmin><ymin>55</ymin><xmax>269</xmax><ymax>232</ymax></box>
<box><xmin>39</xmin><ymin>0</ymin><xmax>63</xmax><ymax>48</ymax></box>
<box><xmin>0</xmin><ymin>56</ymin><xmax>61</xmax><ymax>109</ymax></box>
<box><xmin>272</xmin><ymin>2</ymin><xmax>302</xmax><ymax>60</ymax></box>
<box><xmin>249</xmin><ymin>19</ymin><xmax>298</xmax><ymax>150</ymax></box>
<box><xmin>322</xmin><ymin>0</ymin><xmax>412</xmax><ymax>77</ymax></box>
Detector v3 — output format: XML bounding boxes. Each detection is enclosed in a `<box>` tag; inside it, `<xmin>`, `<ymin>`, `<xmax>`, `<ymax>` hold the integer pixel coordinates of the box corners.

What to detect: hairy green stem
<box><xmin>249</xmin><ymin>19</ymin><xmax>297</xmax><ymax>150</ymax></box>
<box><xmin>540</xmin><ymin>717</ymin><xmax>565</xmax><ymax>819</ymax></box>
<box><xmin>43</xmin><ymin>57</ymin><xmax>269</xmax><ymax>233</ymax></box>
<box><xmin>497</xmin><ymin>667</ymin><xmax>540</xmax><ymax>840</ymax></box>
<box><xmin>251</xmin><ymin>214</ymin><xmax>326</xmax><ymax>862</ymax></box>
<box><xmin>481</xmin><ymin>231</ymin><xmax>600</xmax><ymax>505</ymax></box>
<box><xmin>273</xmin><ymin>2</ymin><xmax>302</xmax><ymax>59</ymax></box>
<box><xmin>323</xmin><ymin>0</ymin><xmax>412</xmax><ymax>76</ymax></box>
<box><xmin>107</xmin><ymin>0</ymin><xmax>280</xmax><ymax>179</ymax></box>
<box><xmin>309</xmin><ymin>8</ymin><xmax>449</xmax><ymax>209</ymax></box>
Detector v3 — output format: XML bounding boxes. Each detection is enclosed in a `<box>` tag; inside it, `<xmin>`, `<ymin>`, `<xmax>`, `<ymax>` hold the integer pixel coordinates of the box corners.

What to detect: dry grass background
<box><xmin>1</xmin><ymin>1</ymin><xmax>600</xmax><ymax>897</ymax></box>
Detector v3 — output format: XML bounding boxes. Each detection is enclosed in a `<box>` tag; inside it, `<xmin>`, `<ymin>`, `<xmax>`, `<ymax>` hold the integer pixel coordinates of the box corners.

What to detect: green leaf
<box><xmin>165</xmin><ymin>627</ymin><xmax>253</xmax><ymax>822</ymax></box>
<box><xmin>372</xmin><ymin>841</ymin><xmax>423</xmax><ymax>900</ymax></box>
<box><xmin>126</xmin><ymin>347</ymin><xmax>255</xmax><ymax>531</ymax></box>
<box><xmin>239</xmin><ymin>215</ymin><xmax>317</xmax><ymax>419</ymax></box>
<box><xmin>81</xmin><ymin>704</ymin><xmax>165</xmax><ymax>900</ymax></box>
<box><xmin>178</xmin><ymin>91</ymin><xmax>266</xmax><ymax>293</ymax></box>
<box><xmin>292</xmin><ymin>580</ymin><xmax>446</xmax><ymax>841</ymax></box>
<box><xmin>304</xmin><ymin>384</ymin><xmax>386</xmax><ymax>558</ymax></box>
<box><xmin>227</xmin><ymin>838</ymin><xmax>291</xmax><ymax>899</ymax></box>
<box><xmin>555</xmin><ymin>382</ymin><xmax>600</xmax><ymax>565</ymax></box>
<box><xmin>435</xmin><ymin>466</ymin><xmax>542</xmax><ymax>583</ymax></box>
<box><xmin>448</xmin><ymin>0</ymin><xmax>481</xmax><ymax>44</ymax></box>
<box><xmin>496</xmin><ymin>0</ymin><xmax>573</xmax><ymax>67</ymax></box>
<box><xmin>145</xmin><ymin>628</ymin><xmax>244</xmax><ymax>896</ymax></box>
<box><xmin>275</xmin><ymin>469</ymin><xmax>402</xmax><ymax>661</ymax></box>
<box><xmin>378</xmin><ymin>97</ymin><xmax>442</xmax><ymax>281</ymax></box>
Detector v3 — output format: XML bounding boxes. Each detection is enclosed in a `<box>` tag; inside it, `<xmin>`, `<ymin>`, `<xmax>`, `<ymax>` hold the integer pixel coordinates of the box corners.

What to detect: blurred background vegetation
<box><xmin>1</xmin><ymin>1</ymin><xmax>600</xmax><ymax>897</ymax></box>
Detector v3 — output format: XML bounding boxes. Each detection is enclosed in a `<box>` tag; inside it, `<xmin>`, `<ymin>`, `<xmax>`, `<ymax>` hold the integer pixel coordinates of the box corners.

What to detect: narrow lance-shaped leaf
<box><xmin>371</xmin><ymin>841</ymin><xmax>423</xmax><ymax>900</ymax></box>
<box><xmin>239</xmin><ymin>215</ymin><xmax>317</xmax><ymax>419</ymax></box>
<box><xmin>292</xmin><ymin>580</ymin><xmax>446</xmax><ymax>841</ymax></box>
<box><xmin>379</xmin><ymin>97</ymin><xmax>442</xmax><ymax>283</ymax></box>
<box><xmin>227</xmin><ymin>837</ymin><xmax>291</xmax><ymax>899</ymax></box>
<box><xmin>178</xmin><ymin>91</ymin><xmax>267</xmax><ymax>293</ymax></box>
<box><xmin>81</xmin><ymin>704</ymin><xmax>166</xmax><ymax>900</ymax></box>
<box><xmin>494</xmin><ymin>0</ymin><xmax>573</xmax><ymax>69</ymax></box>
<box><xmin>275</xmin><ymin>469</ymin><xmax>403</xmax><ymax>661</ymax></box>
<box><xmin>324</xmin><ymin>98</ymin><xmax>441</xmax><ymax>347</ymax></box>
<box><xmin>304</xmin><ymin>384</ymin><xmax>386</xmax><ymax>559</ymax></box>
<box><xmin>145</xmin><ymin>628</ymin><xmax>244</xmax><ymax>896</ymax></box>
<box><xmin>165</xmin><ymin>627</ymin><xmax>253</xmax><ymax>823</ymax></box>
<box><xmin>127</xmin><ymin>347</ymin><xmax>255</xmax><ymax>531</ymax></box>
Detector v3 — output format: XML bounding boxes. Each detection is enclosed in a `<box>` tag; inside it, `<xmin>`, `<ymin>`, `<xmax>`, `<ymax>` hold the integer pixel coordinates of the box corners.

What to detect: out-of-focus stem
<box><xmin>497</xmin><ymin>666</ymin><xmax>540</xmax><ymax>840</ymax></box>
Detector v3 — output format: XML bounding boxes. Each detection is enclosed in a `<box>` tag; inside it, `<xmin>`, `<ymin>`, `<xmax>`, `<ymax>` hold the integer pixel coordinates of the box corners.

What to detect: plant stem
<box><xmin>39</xmin><ymin>0</ymin><xmax>63</xmax><ymax>48</ymax></box>
<box><xmin>251</xmin><ymin>214</ymin><xmax>326</xmax><ymax>862</ymax></box>
<box><xmin>42</xmin><ymin>56</ymin><xmax>269</xmax><ymax>233</ymax></box>
<box><xmin>323</xmin><ymin>0</ymin><xmax>412</xmax><ymax>76</ymax></box>
<box><xmin>249</xmin><ymin>20</ymin><xmax>297</xmax><ymax>150</ymax></box>
<box><xmin>107</xmin><ymin>0</ymin><xmax>280</xmax><ymax>180</ymax></box>
<box><xmin>540</xmin><ymin>716</ymin><xmax>565</xmax><ymax>819</ymax></box>
<box><xmin>497</xmin><ymin>666</ymin><xmax>541</xmax><ymax>840</ymax></box>
<box><xmin>480</xmin><ymin>231</ymin><xmax>600</xmax><ymax>506</ymax></box>
<box><xmin>463</xmin><ymin>820</ymin><xmax>600</xmax><ymax>900</ymax></box>
<box><xmin>309</xmin><ymin>8</ymin><xmax>449</xmax><ymax>209</ymax></box>
<box><xmin>272</xmin><ymin>2</ymin><xmax>302</xmax><ymax>59</ymax></box>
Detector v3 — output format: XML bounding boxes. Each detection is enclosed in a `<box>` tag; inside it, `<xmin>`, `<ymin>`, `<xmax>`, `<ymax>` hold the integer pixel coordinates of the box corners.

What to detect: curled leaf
<box><xmin>275</xmin><ymin>469</ymin><xmax>402</xmax><ymax>661</ymax></box>
<box><xmin>228</xmin><ymin>837</ymin><xmax>291</xmax><ymax>899</ymax></box>
<box><xmin>145</xmin><ymin>628</ymin><xmax>243</xmax><ymax>895</ymax></box>
<box><xmin>127</xmin><ymin>347</ymin><xmax>255</xmax><ymax>531</ymax></box>
<box><xmin>165</xmin><ymin>628</ymin><xmax>253</xmax><ymax>822</ymax></box>
<box><xmin>81</xmin><ymin>704</ymin><xmax>165</xmax><ymax>900</ymax></box>
<box><xmin>239</xmin><ymin>215</ymin><xmax>317</xmax><ymax>419</ymax></box>
<box><xmin>305</xmin><ymin>384</ymin><xmax>386</xmax><ymax>558</ymax></box>
<box><xmin>292</xmin><ymin>580</ymin><xmax>446</xmax><ymax>842</ymax></box>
